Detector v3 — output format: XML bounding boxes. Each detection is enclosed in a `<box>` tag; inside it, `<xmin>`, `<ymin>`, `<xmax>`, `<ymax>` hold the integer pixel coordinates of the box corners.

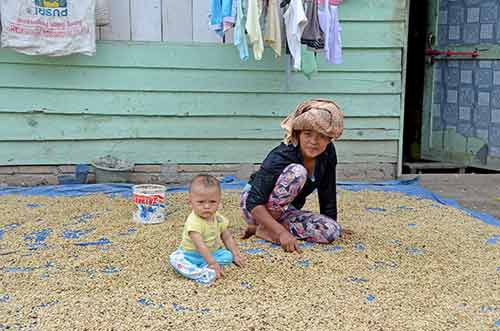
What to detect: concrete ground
<box><xmin>400</xmin><ymin>174</ymin><xmax>500</xmax><ymax>219</ymax></box>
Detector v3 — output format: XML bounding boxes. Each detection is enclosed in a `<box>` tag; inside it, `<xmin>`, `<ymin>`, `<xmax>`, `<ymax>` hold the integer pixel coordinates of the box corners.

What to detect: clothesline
<box><xmin>209</xmin><ymin>0</ymin><xmax>343</xmax><ymax>78</ymax></box>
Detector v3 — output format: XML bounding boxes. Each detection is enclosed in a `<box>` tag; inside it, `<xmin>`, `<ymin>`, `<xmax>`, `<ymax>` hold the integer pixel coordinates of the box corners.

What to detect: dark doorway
<box><xmin>402</xmin><ymin>0</ymin><xmax>428</xmax><ymax>164</ymax></box>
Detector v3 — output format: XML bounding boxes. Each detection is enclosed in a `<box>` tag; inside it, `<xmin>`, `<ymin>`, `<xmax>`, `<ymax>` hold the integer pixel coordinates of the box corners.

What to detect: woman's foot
<box><xmin>255</xmin><ymin>225</ymin><xmax>280</xmax><ymax>244</ymax></box>
<box><xmin>241</xmin><ymin>225</ymin><xmax>257</xmax><ymax>239</ymax></box>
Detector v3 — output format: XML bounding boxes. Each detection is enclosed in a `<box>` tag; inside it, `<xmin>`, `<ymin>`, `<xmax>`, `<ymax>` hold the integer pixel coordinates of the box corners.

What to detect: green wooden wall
<box><xmin>0</xmin><ymin>0</ymin><xmax>408</xmax><ymax>168</ymax></box>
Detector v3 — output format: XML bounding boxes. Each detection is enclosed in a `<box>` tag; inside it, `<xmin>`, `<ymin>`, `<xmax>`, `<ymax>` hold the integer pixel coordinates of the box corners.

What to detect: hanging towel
<box><xmin>301</xmin><ymin>0</ymin><xmax>324</xmax><ymax>51</ymax></box>
<box><xmin>301</xmin><ymin>45</ymin><xmax>318</xmax><ymax>79</ymax></box>
<box><xmin>246</xmin><ymin>0</ymin><xmax>265</xmax><ymax>60</ymax></box>
<box><xmin>318</xmin><ymin>3</ymin><xmax>342</xmax><ymax>64</ymax></box>
<box><xmin>264</xmin><ymin>0</ymin><xmax>282</xmax><ymax>57</ymax></box>
<box><xmin>210</xmin><ymin>0</ymin><xmax>236</xmax><ymax>37</ymax></box>
<box><xmin>234</xmin><ymin>0</ymin><xmax>250</xmax><ymax>60</ymax></box>
<box><xmin>283</xmin><ymin>0</ymin><xmax>308</xmax><ymax>70</ymax></box>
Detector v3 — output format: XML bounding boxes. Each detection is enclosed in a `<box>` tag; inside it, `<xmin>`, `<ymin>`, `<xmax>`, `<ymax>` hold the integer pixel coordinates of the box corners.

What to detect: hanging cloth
<box><xmin>234</xmin><ymin>0</ymin><xmax>250</xmax><ymax>60</ymax></box>
<box><xmin>283</xmin><ymin>0</ymin><xmax>308</xmax><ymax>70</ymax></box>
<box><xmin>318</xmin><ymin>1</ymin><xmax>342</xmax><ymax>64</ymax></box>
<box><xmin>210</xmin><ymin>0</ymin><xmax>236</xmax><ymax>37</ymax></box>
<box><xmin>264</xmin><ymin>0</ymin><xmax>282</xmax><ymax>57</ymax></box>
<box><xmin>246</xmin><ymin>0</ymin><xmax>265</xmax><ymax>60</ymax></box>
<box><xmin>318</xmin><ymin>0</ymin><xmax>343</xmax><ymax>5</ymax></box>
<box><xmin>301</xmin><ymin>0</ymin><xmax>324</xmax><ymax>51</ymax></box>
<box><xmin>301</xmin><ymin>45</ymin><xmax>318</xmax><ymax>79</ymax></box>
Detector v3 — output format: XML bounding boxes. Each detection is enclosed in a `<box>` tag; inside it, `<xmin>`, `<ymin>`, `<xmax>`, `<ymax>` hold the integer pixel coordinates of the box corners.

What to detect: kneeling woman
<box><xmin>240</xmin><ymin>99</ymin><xmax>347</xmax><ymax>252</ymax></box>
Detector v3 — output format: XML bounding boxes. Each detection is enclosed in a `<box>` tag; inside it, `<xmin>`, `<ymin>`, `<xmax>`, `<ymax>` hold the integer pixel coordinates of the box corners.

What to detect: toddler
<box><xmin>169</xmin><ymin>174</ymin><xmax>244</xmax><ymax>284</ymax></box>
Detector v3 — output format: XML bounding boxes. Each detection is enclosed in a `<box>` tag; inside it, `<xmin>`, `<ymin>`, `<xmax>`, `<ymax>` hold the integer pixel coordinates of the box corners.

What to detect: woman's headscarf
<box><xmin>281</xmin><ymin>99</ymin><xmax>344</xmax><ymax>145</ymax></box>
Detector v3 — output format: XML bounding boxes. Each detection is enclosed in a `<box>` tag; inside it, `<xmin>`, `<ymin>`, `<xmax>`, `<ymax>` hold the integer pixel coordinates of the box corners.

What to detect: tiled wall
<box><xmin>433</xmin><ymin>0</ymin><xmax>500</xmax><ymax>158</ymax></box>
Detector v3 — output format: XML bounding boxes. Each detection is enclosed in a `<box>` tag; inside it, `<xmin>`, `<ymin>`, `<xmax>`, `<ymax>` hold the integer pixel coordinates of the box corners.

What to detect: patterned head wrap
<box><xmin>281</xmin><ymin>99</ymin><xmax>344</xmax><ymax>145</ymax></box>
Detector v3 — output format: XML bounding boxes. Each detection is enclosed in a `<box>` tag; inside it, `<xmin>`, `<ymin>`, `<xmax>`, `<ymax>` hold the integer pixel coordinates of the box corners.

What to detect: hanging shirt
<box><xmin>318</xmin><ymin>3</ymin><xmax>342</xmax><ymax>64</ymax></box>
<box><xmin>301</xmin><ymin>0</ymin><xmax>324</xmax><ymax>51</ymax></box>
<box><xmin>246</xmin><ymin>0</ymin><xmax>265</xmax><ymax>60</ymax></box>
<box><xmin>283</xmin><ymin>0</ymin><xmax>308</xmax><ymax>70</ymax></box>
<box><xmin>264</xmin><ymin>0</ymin><xmax>282</xmax><ymax>57</ymax></box>
<box><xmin>234</xmin><ymin>0</ymin><xmax>249</xmax><ymax>60</ymax></box>
<box><xmin>210</xmin><ymin>0</ymin><xmax>236</xmax><ymax>37</ymax></box>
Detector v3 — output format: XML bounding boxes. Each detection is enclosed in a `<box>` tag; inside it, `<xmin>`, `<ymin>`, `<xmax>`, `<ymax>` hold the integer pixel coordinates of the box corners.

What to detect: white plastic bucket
<box><xmin>132</xmin><ymin>184</ymin><xmax>166</xmax><ymax>224</ymax></box>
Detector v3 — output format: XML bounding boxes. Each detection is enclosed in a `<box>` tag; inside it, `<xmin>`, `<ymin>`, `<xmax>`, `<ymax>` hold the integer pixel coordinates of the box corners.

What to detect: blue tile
<box><xmin>478</xmin><ymin>91</ymin><xmax>491</xmax><ymax>106</ymax></box>
<box><xmin>459</xmin><ymin>107</ymin><xmax>472</xmax><ymax>121</ymax></box>
<box><xmin>490</xmin><ymin>126</ymin><xmax>500</xmax><ymax>146</ymax></box>
<box><xmin>434</xmin><ymin>82</ymin><xmax>444</xmax><ymax>104</ymax></box>
<box><xmin>459</xmin><ymin>87</ymin><xmax>475</xmax><ymax>106</ymax></box>
<box><xmin>480</xmin><ymin>2</ymin><xmax>499</xmax><ymax>23</ymax></box>
<box><xmin>460</xmin><ymin>60</ymin><xmax>476</xmax><ymax>70</ymax></box>
<box><xmin>447</xmin><ymin>68</ymin><xmax>460</xmax><ymax>87</ymax></box>
<box><xmin>444</xmin><ymin>104</ymin><xmax>459</xmax><ymax>125</ymax></box>
<box><xmin>480</xmin><ymin>24</ymin><xmax>494</xmax><ymax>40</ymax></box>
<box><xmin>435</xmin><ymin>68</ymin><xmax>443</xmax><ymax>83</ymax></box>
<box><xmin>477</xmin><ymin>69</ymin><xmax>493</xmax><ymax>88</ymax></box>
<box><xmin>438</xmin><ymin>25</ymin><xmax>449</xmax><ymax>46</ymax></box>
<box><xmin>439</xmin><ymin>10</ymin><xmax>448</xmax><ymax>25</ymax></box>
<box><xmin>463</xmin><ymin>23</ymin><xmax>480</xmax><ymax>44</ymax></box>
<box><xmin>448</xmin><ymin>6</ymin><xmax>465</xmax><ymax>25</ymax></box>
<box><xmin>492</xmin><ymin>89</ymin><xmax>500</xmax><ymax>108</ymax></box>
<box><xmin>479</xmin><ymin>60</ymin><xmax>493</xmax><ymax>68</ymax></box>
<box><xmin>494</xmin><ymin>71</ymin><xmax>500</xmax><ymax>85</ymax></box>
<box><xmin>448</xmin><ymin>25</ymin><xmax>462</xmax><ymax>41</ymax></box>
<box><xmin>473</xmin><ymin>106</ymin><xmax>491</xmax><ymax>128</ymax></box>
<box><xmin>447</xmin><ymin>89</ymin><xmax>458</xmax><ymax>103</ymax></box>
<box><xmin>433</xmin><ymin>103</ymin><xmax>442</xmax><ymax>119</ymax></box>
<box><xmin>467</xmin><ymin>7</ymin><xmax>480</xmax><ymax>23</ymax></box>
<box><xmin>492</xmin><ymin>108</ymin><xmax>500</xmax><ymax>123</ymax></box>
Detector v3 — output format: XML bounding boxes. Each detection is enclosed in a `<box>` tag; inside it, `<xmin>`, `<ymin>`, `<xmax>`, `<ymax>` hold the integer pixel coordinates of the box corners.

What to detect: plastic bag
<box><xmin>95</xmin><ymin>0</ymin><xmax>110</xmax><ymax>27</ymax></box>
<box><xmin>0</xmin><ymin>0</ymin><xmax>96</xmax><ymax>56</ymax></box>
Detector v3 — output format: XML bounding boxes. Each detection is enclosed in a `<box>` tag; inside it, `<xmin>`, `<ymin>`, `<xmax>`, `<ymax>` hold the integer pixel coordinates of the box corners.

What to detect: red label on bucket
<box><xmin>133</xmin><ymin>194</ymin><xmax>165</xmax><ymax>205</ymax></box>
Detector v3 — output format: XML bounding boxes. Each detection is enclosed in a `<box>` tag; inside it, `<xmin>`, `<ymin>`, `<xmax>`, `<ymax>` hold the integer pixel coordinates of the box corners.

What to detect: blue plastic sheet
<box><xmin>0</xmin><ymin>176</ymin><xmax>498</xmax><ymax>227</ymax></box>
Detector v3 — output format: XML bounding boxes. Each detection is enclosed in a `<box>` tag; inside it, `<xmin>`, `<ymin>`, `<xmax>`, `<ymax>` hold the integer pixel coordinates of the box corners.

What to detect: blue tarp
<box><xmin>0</xmin><ymin>176</ymin><xmax>498</xmax><ymax>227</ymax></box>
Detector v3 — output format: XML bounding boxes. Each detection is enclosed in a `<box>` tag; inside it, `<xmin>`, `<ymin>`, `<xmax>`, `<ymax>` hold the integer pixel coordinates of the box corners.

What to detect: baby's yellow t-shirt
<box><xmin>180</xmin><ymin>211</ymin><xmax>229</xmax><ymax>252</ymax></box>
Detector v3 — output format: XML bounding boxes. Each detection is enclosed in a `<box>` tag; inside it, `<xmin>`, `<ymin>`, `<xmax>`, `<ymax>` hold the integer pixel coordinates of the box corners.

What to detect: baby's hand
<box><xmin>207</xmin><ymin>262</ymin><xmax>224</xmax><ymax>279</ymax></box>
<box><xmin>233</xmin><ymin>254</ymin><xmax>245</xmax><ymax>268</ymax></box>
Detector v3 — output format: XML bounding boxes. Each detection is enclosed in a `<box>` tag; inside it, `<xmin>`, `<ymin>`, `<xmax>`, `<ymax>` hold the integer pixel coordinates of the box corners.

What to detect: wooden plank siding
<box><xmin>0</xmin><ymin>0</ymin><xmax>408</xmax><ymax>168</ymax></box>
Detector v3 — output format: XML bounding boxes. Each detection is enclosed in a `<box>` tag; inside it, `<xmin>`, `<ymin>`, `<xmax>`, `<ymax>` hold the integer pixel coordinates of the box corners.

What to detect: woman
<box><xmin>240</xmin><ymin>99</ymin><xmax>347</xmax><ymax>252</ymax></box>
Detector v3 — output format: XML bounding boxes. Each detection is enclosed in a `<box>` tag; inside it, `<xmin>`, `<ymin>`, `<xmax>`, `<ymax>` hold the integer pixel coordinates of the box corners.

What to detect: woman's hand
<box><xmin>207</xmin><ymin>262</ymin><xmax>224</xmax><ymax>279</ymax></box>
<box><xmin>279</xmin><ymin>231</ymin><xmax>301</xmax><ymax>253</ymax></box>
<box><xmin>233</xmin><ymin>254</ymin><xmax>245</xmax><ymax>268</ymax></box>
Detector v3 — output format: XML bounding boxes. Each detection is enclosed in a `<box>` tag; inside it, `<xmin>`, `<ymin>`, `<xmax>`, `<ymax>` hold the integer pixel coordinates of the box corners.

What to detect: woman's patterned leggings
<box><xmin>240</xmin><ymin>164</ymin><xmax>342</xmax><ymax>244</ymax></box>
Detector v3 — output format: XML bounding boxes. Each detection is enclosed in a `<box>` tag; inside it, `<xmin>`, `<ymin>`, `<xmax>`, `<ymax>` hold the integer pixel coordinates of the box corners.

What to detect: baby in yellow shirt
<box><xmin>169</xmin><ymin>174</ymin><xmax>244</xmax><ymax>284</ymax></box>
